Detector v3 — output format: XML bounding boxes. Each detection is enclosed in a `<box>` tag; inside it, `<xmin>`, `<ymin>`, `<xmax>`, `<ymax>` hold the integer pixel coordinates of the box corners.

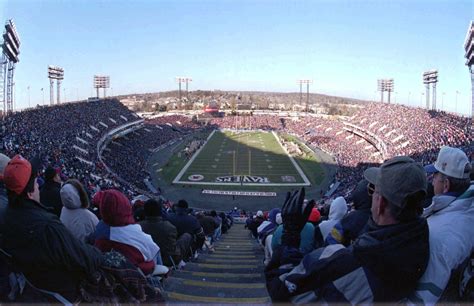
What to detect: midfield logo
<box><xmin>215</xmin><ymin>175</ymin><xmax>270</xmax><ymax>183</ymax></box>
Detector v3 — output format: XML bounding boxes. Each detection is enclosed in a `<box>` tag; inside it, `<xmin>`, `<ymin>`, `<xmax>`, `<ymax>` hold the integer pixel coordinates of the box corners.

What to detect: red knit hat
<box><xmin>99</xmin><ymin>189</ymin><xmax>135</xmax><ymax>226</ymax></box>
<box><xmin>4</xmin><ymin>155</ymin><xmax>32</xmax><ymax>195</ymax></box>
<box><xmin>308</xmin><ymin>207</ymin><xmax>321</xmax><ymax>223</ymax></box>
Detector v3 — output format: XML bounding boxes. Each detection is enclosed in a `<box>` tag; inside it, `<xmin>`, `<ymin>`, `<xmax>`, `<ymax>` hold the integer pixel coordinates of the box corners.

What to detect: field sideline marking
<box><xmin>172</xmin><ymin>130</ymin><xmax>217</xmax><ymax>184</ymax></box>
<box><xmin>271</xmin><ymin>131</ymin><xmax>311</xmax><ymax>186</ymax></box>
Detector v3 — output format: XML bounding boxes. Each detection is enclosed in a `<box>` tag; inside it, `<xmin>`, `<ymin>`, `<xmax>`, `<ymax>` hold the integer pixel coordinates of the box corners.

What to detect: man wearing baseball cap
<box><xmin>0</xmin><ymin>155</ymin><xmax>103</xmax><ymax>301</ymax></box>
<box><xmin>410</xmin><ymin>146</ymin><xmax>474</xmax><ymax>303</ymax></box>
<box><xmin>266</xmin><ymin>156</ymin><xmax>429</xmax><ymax>303</ymax></box>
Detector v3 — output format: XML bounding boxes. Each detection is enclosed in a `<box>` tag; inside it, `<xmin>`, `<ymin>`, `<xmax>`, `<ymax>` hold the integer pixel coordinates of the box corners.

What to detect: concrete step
<box><xmin>164</xmin><ymin>223</ymin><xmax>270</xmax><ymax>303</ymax></box>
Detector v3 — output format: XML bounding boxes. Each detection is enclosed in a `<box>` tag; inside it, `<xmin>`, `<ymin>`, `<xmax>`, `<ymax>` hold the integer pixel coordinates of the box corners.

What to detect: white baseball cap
<box><xmin>425</xmin><ymin>146</ymin><xmax>470</xmax><ymax>179</ymax></box>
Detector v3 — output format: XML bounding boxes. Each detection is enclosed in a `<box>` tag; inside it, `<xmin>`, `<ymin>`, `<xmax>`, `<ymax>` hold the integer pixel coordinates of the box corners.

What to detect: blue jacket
<box><xmin>272</xmin><ymin>223</ymin><xmax>315</xmax><ymax>255</ymax></box>
<box><xmin>265</xmin><ymin>217</ymin><xmax>429</xmax><ymax>303</ymax></box>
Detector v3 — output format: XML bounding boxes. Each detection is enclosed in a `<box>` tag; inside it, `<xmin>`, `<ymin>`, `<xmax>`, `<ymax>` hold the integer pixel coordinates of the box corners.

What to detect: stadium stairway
<box><xmin>164</xmin><ymin>223</ymin><xmax>271</xmax><ymax>303</ymax></box>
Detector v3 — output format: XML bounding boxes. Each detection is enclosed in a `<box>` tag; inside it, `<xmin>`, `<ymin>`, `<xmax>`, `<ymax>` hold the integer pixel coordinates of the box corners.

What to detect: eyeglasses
<box><xmin>367</xmin><ymin>183</ymin><xmax>376</xmax><ymax>196</ymax></box>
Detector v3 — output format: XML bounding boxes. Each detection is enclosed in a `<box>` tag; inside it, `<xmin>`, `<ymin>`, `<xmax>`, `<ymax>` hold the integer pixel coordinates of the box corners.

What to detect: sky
<box><xmin>1</xmin><ymin>0</ymin><xmax>473</xmax><ymax>116</ymax></box>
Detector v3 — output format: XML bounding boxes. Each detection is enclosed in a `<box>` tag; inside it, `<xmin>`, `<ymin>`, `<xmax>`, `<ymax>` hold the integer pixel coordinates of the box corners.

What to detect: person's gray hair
<box><xmin>438</xmin><ymin>167</ymin><xmax>471</xmax><ymax>194</ymax></box>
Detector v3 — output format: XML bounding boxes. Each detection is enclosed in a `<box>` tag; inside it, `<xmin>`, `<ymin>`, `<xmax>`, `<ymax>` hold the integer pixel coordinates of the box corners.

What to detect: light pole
<box><xmin>420</xmin><ymin>92</ymin><xmax>424</xmax><ymax>107</ymax></box>
<box><xmin>27</xmin><ymin>86</ymin><xmax>30</xmax><ymax>108</ymax></box>
<box><xmin>63</xmin><ymin>88</ymin><xmax>66</xmax><ymax>103</ymax></box>
<box><xmin>41</xmin><ymin>88</ymin><xmax>44</xmax><ymax>105</ymax></box>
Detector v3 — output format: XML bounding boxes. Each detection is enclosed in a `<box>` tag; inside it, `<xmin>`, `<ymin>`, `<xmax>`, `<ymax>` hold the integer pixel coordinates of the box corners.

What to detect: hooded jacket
<box><xmin>316</xmin><ymin>197</ymin><xmax>347</xmax><ymax>242</ymax></box>
<box><xmin>326</xmin><ymin>180</ymin><xmax>372</xmax><ymax>246</ymax></box>
<box><xmin>60</xmin><ymin>183</ymin><xmax>99</xmax><ymax>242</ymax></box>
<box><xmin>257</xmin><ymin>208</ymin><xmax>281</xmax><ymax>242</ymax></box>
<box><xmin>410</xmin><ymin>184</ymin><xmax>474</xmax><ymax>303</ymax></box>
<box><xmin>266</xmin><ymin>217</ymin><xmax>429</xmax><ymax>303</ymax></box>
<box><xmin>92</xmin><ymin>190</ymin><xmax>159</xmax><ymax>275</ymax></box>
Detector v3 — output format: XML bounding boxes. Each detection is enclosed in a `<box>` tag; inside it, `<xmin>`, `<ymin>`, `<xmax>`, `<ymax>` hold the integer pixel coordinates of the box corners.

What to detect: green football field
<box><xmin>173</xmin><ymin>130</ymin><xmax>310</xmax><ymax>186</ymax></box>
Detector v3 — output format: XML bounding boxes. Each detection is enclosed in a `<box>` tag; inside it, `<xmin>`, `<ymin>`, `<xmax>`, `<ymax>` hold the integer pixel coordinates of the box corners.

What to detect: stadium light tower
<box><xmin>423</xmin><ymin>70</ymin><xmax>438</xmax><ymax>110</ymax></box>
<box><xmin>377</xmin><ymin>79</ymin><xmax>384</xmax><ymax>102</ymax></box>
<box><xmin>48</xmin><ymin>65</ymin><xmax>64</xmax><ymax>105</ymax></box>
<box><xmin>93</xmin><ymin>75</ymin><xmax>110</xmax><ymax>99</ymax></box>
<box><xmin>176</xmin><ymin>77</ymin><xmax>192</xmax><ymax>101</ymax></box>
<box><xmin>1</xmin><ymin>19</ymin><xmax>20</xmax><ymax>115</ymax></box>
<box><xmin>377</xmin><ymin>79</ymin><xmax>394</xmax><ymax>103</ymax></box>
<box><xmin>385</xmin><ymin>79</ymin><xmax>394</xmax><ymax>103</ymax></box>
<box><xmin>464</xmin><ymin>21</ymin><xmax>474</xmax><ymax>118</ymax></box>
<box><xmin>298</xmin><ymin>79</ymin><xmax>313</xmax><ymax>112</ymax></box>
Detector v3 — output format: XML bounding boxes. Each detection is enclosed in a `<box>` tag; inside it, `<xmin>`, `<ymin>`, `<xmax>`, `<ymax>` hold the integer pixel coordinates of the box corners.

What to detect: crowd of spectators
<box><xmin>103</xmin><ymin>106</ymin><xmax>472</xmax><ymax>201</ymax></box>
<box><xmin>0</xmin><ymin>99</ymin><xmax>139</xmax><ymax>197</ymax></box>
<box><xmin>1</xmin><ymin>99</ymin><xmax>470</xmax><ymax>207</ymax></box>
<box><xmin>0</xmin><ymin>98</ymin><xmax>472</xmax><ymax>303</ymax></box>
<box><xmin>348</xmin><ymin>103</ymin><xmax>473</xmax><ymax>163</ymax></box>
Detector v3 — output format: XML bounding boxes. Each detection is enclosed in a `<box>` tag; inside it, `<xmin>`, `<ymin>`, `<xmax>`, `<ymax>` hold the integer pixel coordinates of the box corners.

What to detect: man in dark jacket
<box><xmin>39</xmin><ymin>166</ymin><xmax>63</xmax><ymax>217</ymax></box>
<box><xmin>167</xmin><ymin>200</ymin><xmax>205</xmax><ymax>255</ymax></box>
<box><xmin>196</xmin><ymin>212</ymin><xmax>218</xmax><ymax>237</ymax></box>
<box><xmin>266</xmin><ymin>156</ymin><xmax>430</xmax><ymax>303</ymax></box>
<box><xmin>139</xmin><ymin>199</ymin><xmax>192</xmax><ymax>267</ymax></box>
<box><xmin>0</xmin><ymin>155</ymin><xmax>104</xmax><ymax>301</ymax></box>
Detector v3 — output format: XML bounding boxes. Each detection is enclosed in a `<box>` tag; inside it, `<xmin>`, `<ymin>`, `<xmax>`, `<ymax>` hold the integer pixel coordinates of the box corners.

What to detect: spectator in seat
<box><xmin>0</xmin><ymin>155</ymin><xmax>103</xmax><ymax>301</ymax></box>
<box><xmin>210</xmin><ymin>210</ymin><xmax>222</xmax><ymax>242</ymax></box>
<box><xmin>271</xmin><ymin>213</ymin><xmax>315</xmax><ymax>256</ymax></box>
<box><xmin>246</xmin><ymin>210</ymin><xmax>265</xmax><ymax>239</ymax></box>
<box><xmin>91</xmin><ymin>189</ymin><xmax>162</xmax><ymax>275</ymax></box>
<box><xmin>313</xmin><ymin>196</ymin><xmax>347</xmax><ymax>248</ymax></box>
<box><xmin>167</xmin><ymin>200</ymin><xmax>205</xmax><ymax>257</ymax></box>
<box><xmin>257</xmin><ymin>208</ymin><xmax>281</xmax><ymax>266</ymax></box>
<box><xmin>266</xmin><ymin>157</ymin><xmax>430</xmax><ymax>303</ymax></box>
<box><xmin>197</xmin><ymin>212</ymin><xmax>218</xmax><ymax>238</ymax></box>
<box><xmin>325</xmin><ymin>179</ymin><xmax>372</xmax><ymax>246</ymax></box>
<box><xmin>410</xmin><ymin>146</ymin><xmax>474</xmax><ymax>302</ymax></box>
<box><xmin>40</xmin><ymin>166</ymin><xmax>63</xmax><ymax>217</ymax></box>
<box><xmin>219</xmin><ymin>212</ymin><xmax>230</xmax><ymax>234</ymax></box>
<box><xmin>307</xmin><ymin>207</ymin><xmax>321</xmax><ymax>227</ymax></box>
<box><xmin>59</xmin><ymin>179</ymin><xmax>99</xmax><ymax>243</ymax></box>
<box><xmin>139</xmin><ymin>199</ymin><xmax>192</xmax><ymax>267</ymax></box>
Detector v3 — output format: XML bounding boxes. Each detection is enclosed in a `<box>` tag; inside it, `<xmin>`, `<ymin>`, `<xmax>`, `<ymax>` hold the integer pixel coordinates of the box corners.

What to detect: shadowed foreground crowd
<box><xmin>0</xmin><ymin>155</ymin><xmax>235</xmax><ymax>302</ymax></box>
<box><xmin>246</xmin><ymin>146</ymin><xmax>474</xmax><ymax>303</ymax></box>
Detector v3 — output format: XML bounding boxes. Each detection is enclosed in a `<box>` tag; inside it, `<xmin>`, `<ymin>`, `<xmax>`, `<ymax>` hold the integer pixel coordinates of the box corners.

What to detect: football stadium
<box><xmin>0</xmin><ymin>2</ymin><xmax>473</xmax><ymax>304</ymax></box>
